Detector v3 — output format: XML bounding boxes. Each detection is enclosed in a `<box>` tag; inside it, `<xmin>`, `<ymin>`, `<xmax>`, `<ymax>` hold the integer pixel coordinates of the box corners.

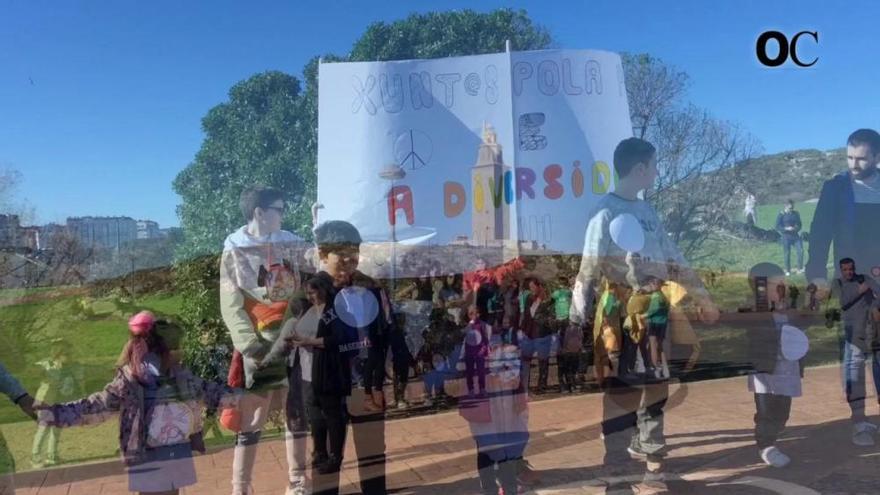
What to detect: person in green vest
<box><xmin>644</xmin><ymin>276</ymin><xmax>670</xmax><ymax>380</ymax></box>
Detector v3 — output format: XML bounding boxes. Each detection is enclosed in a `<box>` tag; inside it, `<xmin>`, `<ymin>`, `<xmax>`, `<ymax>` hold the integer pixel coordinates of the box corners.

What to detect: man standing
<box><xmin>570</xmin><ymin>138</ymin><xmax>718</xmax><ymax>492</ymax></box>
<box><xmin>219</xmin><ymin>186</ymin><xmax>305</xmax><ymax>495</ymax></box>
<box><xmin>775</xmin><ymin>200</ymin><xmax>804</xmax><ymax>276</ymax></box>
<box><xmin>832</xmin><ymin>258</ymin><xmax>880</xmax><ymax>446</ymax></box>
<box><xmin>807</xmin><ymin>129</ymin><xmax>880</xmax><ymax>290</ymax></box>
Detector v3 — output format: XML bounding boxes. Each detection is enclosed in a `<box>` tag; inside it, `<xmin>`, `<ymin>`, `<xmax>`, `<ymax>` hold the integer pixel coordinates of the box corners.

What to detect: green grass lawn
<box><xmin>693</xmin><ymin>200</ymin><xmax>828</xmax><ymax>277</ymax></box>
<box><xmin>753</xmin><ymin>201</ymin><xmax>817</xmax><ymax>232</ymax></box>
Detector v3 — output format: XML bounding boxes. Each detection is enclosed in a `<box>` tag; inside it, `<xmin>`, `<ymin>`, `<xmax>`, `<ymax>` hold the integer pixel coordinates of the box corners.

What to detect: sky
<box><xmin>1</xmin><ymin>0</ymin><xmax>878</xmax><ymax>228</ymax></box>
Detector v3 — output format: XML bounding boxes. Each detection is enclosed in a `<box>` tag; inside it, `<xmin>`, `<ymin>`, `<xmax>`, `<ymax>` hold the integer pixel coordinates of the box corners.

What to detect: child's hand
<box><xmin>16</xmin><ymin>394</ymin><xmax>36</xmax><ymax>420</ymax></box>
<box><xmin>284</xmin><ymin>332</ymin><xmax>301</xmax><ymax>349</ymax></box>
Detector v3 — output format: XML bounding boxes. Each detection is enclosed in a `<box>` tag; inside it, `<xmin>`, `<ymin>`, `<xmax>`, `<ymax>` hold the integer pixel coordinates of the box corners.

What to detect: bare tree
<box><xmin>623</xmin><ymin>54</ymin><xmax>761</xmax><ymax>257</ymax></box>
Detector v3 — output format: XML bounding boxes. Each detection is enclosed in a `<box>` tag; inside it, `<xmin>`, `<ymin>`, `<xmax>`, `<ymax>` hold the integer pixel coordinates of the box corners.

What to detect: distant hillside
<box><xmin>736</xmin><ymin>148</ymin><xmax>845</xmax><ymax>204</ymax></box>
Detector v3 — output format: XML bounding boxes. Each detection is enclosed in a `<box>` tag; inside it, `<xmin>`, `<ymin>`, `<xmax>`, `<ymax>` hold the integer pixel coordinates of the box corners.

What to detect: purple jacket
<box><xmin>38</xmin><ymin>364</ymin><xmax>237</xmax><ymax>465</ymax></box>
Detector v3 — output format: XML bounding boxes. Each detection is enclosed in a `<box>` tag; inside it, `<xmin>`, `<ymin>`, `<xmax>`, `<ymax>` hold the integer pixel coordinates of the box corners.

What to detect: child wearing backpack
<box><xmin>36</xmin><ymin>311</ymin><xmax>239</xmax><ymax>495</ymax></box>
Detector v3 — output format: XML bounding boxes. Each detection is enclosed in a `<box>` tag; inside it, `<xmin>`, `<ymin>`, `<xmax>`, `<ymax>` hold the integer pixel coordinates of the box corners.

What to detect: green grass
<box><xmin>692</xmin><ymin>200</ymin><xmax>827</xmax><ymax>277</ymax></box>
<box><xmin>753</xmin><ymin>201</ymin><xmax>817</xmax><ymax>232</ymax></box>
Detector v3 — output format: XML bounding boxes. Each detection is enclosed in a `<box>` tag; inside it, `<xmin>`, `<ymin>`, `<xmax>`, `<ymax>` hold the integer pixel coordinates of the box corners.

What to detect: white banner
<box><xmin>317</xmin><ymin>49</ymin><xmax>632</xmax><ymax>276</ymax></box>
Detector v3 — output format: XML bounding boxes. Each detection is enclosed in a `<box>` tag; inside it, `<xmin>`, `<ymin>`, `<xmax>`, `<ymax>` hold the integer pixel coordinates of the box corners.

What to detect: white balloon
<box><xmin>464</xmin><ymin>327</ymin><xmax>483</xmax><ymax>346</ymax></box>
<box><xmin>609</xmin><ymin>213</ymin><xmax>645</xmax><ymax>253</ymax></box>
<box><xmin>334</xmin><ymin>286</ymin><xmax>380</xmax><ymax>328</ymax></box>
<box><xmin>780</xmin><ymin>324</ymin><xmax>809</xmax><ymax>361</ymax></box>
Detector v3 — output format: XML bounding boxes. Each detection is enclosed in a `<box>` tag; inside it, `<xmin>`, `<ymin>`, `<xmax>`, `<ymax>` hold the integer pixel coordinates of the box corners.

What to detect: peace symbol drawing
<box><xmin>394</xmin><ymin>129</ymin><xmax>433</xmax><ymax>171</ymax></box>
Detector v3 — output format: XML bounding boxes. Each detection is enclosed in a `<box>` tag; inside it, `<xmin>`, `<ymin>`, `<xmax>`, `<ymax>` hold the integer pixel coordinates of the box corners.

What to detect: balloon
<box><xmin>780</xmin><ymin>324</ymin><xmax>809</xmax><ymax>361</ymax></box>
<box><xmin>334</xmin><ymin>286</ymin><xmax>380</xmax><ymax>328</ymax></box>
<box><xmin>609</xmin><ymin>213</ymin><xmax>645</xmax><ymax>253</ymax></box>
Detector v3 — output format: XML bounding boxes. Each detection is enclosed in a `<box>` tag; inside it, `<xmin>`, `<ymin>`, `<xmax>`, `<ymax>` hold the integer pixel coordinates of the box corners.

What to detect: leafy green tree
<box><xmin>173</xmin><ymin>71</ymin><xmax>315</xmax><ymax>259</ymax></box>
<box><xmin>349</xmin><ymin>9</ymin><xmax>552</xmax><ymax>61</ymax></box>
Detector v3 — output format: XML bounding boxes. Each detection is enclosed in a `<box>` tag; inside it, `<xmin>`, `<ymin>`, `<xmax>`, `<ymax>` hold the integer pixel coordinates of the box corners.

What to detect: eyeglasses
<box><xmin>264</xmin><ymin>205</ymin><xmax>287</xmax><ymax>214</ymax></box>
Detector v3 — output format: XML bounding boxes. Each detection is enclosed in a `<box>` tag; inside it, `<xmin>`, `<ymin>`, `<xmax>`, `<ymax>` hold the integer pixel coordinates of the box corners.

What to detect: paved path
<box><xmin>11</xmin><ymin>365</ymin><xmax>880</xmax><ymax>494</ymax></box>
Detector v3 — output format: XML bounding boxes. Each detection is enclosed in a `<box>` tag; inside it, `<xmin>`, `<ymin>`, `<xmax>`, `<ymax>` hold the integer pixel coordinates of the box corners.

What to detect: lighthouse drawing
<box><xmin>471</xmin><ymin>122</ymin><xmax>512</xmax><ymax>246</ymax></box>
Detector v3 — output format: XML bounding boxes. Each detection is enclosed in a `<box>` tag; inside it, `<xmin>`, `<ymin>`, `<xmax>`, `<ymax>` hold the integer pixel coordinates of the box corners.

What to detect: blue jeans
<box><xmin>840</xmin><ymin>323</ymin><xmax>880</xmax><ymax>422</ymax></box>
<box><xmin>781</xmin><ymin>235</ymin><xmax>803</xmax><ymax>273</ymax></box>
<box><xmin>423</xmin><ymin>370</ymin><xmax>445</xmax><ymax>397</ymax></box>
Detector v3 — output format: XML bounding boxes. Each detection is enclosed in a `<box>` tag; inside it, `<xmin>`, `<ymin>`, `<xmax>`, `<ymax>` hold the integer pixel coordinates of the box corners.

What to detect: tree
<box><xmin>173</xmin><ymin>72</ymin><xmax>315</xmax><ymax>260</ymax></box>
<box><xmin>623</xmin><ymin>54</ymin><xmax>760</xmax><ymax>257</ymax></box>
<box><xmin>349</xmin><ymin>9</ymin><xmax>552</xmax><ymax>61</ymax></box>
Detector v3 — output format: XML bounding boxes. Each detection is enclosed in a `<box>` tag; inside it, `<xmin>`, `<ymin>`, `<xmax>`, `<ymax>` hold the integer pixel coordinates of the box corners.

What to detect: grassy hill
<box><xmin>736</xmin><ymin>147</ymin><xmax>844</xmax><ymax>204</ymax></box>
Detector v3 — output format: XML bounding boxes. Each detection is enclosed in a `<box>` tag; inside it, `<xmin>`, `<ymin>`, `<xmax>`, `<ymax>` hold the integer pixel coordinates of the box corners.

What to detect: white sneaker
<box><xmin>285</xmin><ymin>483</ymin><xmax>307</xmax><ymax>495</ymax></box>
<box><xmin>759</xmin><ymin>446</ymin><xmax>791</xmax><ymax>468</ymax></box>
<box><xmin>285</xmin><ymin>475</ymin><xmax>307</xmax><ymax>495</ymax></box>
<box><xmin>785</xmin><ymin>271</ymin><xmax>791</xmax><ymax>277</ymax></box>
<box><xmin>852</xmin><ymin>422</ymin><xmax>877</xmax><ymax>446</ymax></box>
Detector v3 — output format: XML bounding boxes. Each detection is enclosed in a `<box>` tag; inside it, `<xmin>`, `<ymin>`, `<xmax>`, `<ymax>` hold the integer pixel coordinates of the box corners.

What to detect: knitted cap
<box><xmin>128</xmin><ymin>311</ymin><xmax>156</xmax><ymax>337</ymax></box>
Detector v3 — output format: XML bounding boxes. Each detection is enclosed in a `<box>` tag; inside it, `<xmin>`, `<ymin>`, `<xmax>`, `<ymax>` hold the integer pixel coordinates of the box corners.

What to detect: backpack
<box><xmin>146</xmin><ymin>379</ymin><xmax>200</xmax><ymax>448</ymax></box>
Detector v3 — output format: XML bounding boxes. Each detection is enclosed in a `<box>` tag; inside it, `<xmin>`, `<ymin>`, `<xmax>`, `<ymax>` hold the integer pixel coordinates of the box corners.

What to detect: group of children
<box><xmin>596</xmin><ymin>276</ymin><xmax>671</xmax><ymax>382</ymax></box>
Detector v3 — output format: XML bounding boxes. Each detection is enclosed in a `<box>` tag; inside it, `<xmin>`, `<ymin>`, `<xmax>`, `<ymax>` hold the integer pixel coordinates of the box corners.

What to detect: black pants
<box><xmin>537</xmin><ymin>358</ymin><xmax>549</xmax><ymax>390</ymax></box>
<box><xmin>476</xmin><ymin>451</ymin><xmax>517</xmax><ymax>495</ymax></box>
<box><xmin>363</xmin><ymin>345</ymin><xmax>387</xmax><ymax>395</ymax></box>
<box><xmin>309</xmin><ymin>393</ymin><xmax>347</xmax><ymax>495</ymax></box>
<box><xmin>393</xmin><ymin>364</ymin><xmax>409</xmax><ymax>402</ymax></box>
<box><xmin>559</xmin><ymin>353</ymin><xmax>579</xmax><ymax>390</ymax></box>
<box><xmin>754</xmin><ymin>393</ymin><xmax>791</xmax><ymax>450</ymax></box>
<box><xmin>351</xmin><ymin>411</ymin><xmax>387</xmax><ymax>495</ymax></box>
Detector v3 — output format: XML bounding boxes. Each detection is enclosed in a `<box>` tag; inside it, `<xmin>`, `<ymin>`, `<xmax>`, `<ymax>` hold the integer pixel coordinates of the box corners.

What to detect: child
<box><xmin>423</xmin><ymin>353</ymin><xmax>449</xmax><ymax>407</ymax></box>
<box><xmin>624</xmin><ymin>284</ymin><xmax>651</xmax><ymax>375</ymax></box>
<box><xmin>463</xmin><ymin>334</ymin><xmax>529</xmax><ymax>495</ymax></box>
<box><xmin>36</xmin><ymin>312</ymin><xmax>238</xmax><ymax>495</ymax></box>
<box><xmin>745</xmin><ymin>263</ymin><xmax>811</xmax><ymax>468</ymax></box>
<box><xmin>460</xmin><ymin>305</ymin><xmax>491</xmax><ymax>397</ymax></box>
<box><xmin>644</xmin><ymin>276</ymin><xmax>670</xmax><ymax>379</ymax></box>
<box><xmin>592</xmin><ymin>281</ymin><xmax>624</xmax><ymax>383</ymax></box>
<box><xmin>31</xmin><ymin>339</ymin><xmax>82</xmax><ymax>468</ymax></box>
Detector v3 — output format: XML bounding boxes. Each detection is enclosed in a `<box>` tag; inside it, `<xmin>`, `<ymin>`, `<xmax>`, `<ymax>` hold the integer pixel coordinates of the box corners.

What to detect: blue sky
<box><xmin>2</xmin><ymin>0</ymin><xmax>877</xmax><ymax>227</ymax></box>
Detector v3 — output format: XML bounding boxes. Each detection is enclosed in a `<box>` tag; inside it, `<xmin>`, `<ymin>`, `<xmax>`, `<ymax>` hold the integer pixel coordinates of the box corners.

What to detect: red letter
<box><xmin>387</xmin><ymin>185</ymin><xmax>414</xmax><ymax>226</ymax></box>
<box><xmin>543</xmin><ymin>164</ymin><xmax>564</xmax><ymax>199</ymax></box>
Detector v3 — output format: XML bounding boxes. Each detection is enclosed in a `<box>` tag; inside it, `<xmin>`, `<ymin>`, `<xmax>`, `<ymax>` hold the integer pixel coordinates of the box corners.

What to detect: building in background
<box><xmin>137</xmin><ymin>220</ymin><xmax>161</xmax><ymax>239</ymax></box>
<box><xmin>0</xmin><ymin>214</ymin><xmax>21</xmax><ymax>248</ymax></box>
<box><xmin>66</xmin><ymin>216</ymin><xmax>138</xmax><ymax>250</ymax></box>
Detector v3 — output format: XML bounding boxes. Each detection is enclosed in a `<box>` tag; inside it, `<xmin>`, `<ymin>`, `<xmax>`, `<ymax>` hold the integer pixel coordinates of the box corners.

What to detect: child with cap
<box><xmin>36</xmin><ymin>311</ymin><xmax>239</xmax><ymax>495</ymax></box>
<box><xmin>745</xmin><ymin>263</ymin><xmax>812</xmax><ymax>468</ymax></box>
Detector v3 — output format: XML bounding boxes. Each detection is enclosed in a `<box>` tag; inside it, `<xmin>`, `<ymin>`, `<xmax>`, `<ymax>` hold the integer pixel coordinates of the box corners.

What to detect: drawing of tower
<box><xmin>471</xmin><ymin>122</ymin><xmax>511</xmax><ymax>245</ymax></box>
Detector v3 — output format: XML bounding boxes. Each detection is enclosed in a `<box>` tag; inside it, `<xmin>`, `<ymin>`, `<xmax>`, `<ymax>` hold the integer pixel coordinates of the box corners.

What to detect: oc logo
<box><xmin>756</xmin><ymin>30</ymin><xmax>819</xmax><ymax>67</ymax></box>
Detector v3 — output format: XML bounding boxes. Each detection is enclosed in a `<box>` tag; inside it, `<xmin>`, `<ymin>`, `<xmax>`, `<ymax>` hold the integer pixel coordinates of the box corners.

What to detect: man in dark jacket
<box><xmin>806</xmin><ymin>129</ymin><xmax>880</xmax><ymax>292</ymax></box>
<box><xmin>775</xmin><ymin>200</ymin><xmax>803</xmax><ymax>276</ymax></box>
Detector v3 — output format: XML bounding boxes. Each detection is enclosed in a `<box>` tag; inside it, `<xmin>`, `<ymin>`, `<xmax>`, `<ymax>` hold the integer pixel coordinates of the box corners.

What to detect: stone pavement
<box><xmin>11</xmin><ymin>364</ymin><xmax>880</xmax><ymax>494</ymax></box>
